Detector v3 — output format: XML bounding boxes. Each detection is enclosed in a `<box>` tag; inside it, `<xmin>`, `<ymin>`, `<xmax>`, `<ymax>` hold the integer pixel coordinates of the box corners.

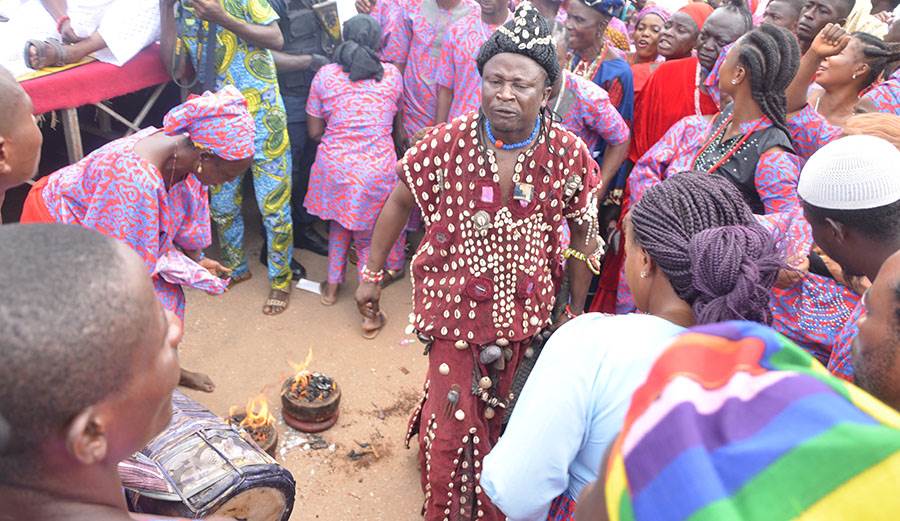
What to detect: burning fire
<box><xmin>286</xmin><ymin>349</ymin><xmax>337</xmax><ymax>401</ymax></box>
<box><xmin>288</xmin><ymin>348</ymin><xmax>315</xmax><ymax>393</ymax></box>
<box><xmin>229</xmin><ymin>394</ymin><xmax>275</xmax><ymax>431</ymax></box>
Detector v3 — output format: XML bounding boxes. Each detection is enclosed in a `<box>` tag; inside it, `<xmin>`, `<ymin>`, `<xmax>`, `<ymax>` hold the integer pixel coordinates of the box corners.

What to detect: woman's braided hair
<box><xmin>737</xmin><ymin>23</ymin><xmax>799</xmax><ymax>141</ymax></box>
<box><xmin>630</xmin><ymin>172</ymin><xmax>785</xmax><ymax>325</ymax></box>
<box><xmin>855</xmin><ymin>32</ymin><xmax>900</xmax><ymax>89</ymax></box>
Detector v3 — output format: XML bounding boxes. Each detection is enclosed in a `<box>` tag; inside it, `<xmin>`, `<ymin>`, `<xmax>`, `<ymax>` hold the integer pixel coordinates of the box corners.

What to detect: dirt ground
<box><xmin>179</xmin><ymin>220</ymin><xmax>427</xmax><ymax>520</ymax></box>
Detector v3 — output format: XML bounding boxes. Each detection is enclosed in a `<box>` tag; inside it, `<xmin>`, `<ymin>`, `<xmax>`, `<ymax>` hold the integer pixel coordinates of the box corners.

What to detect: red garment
<box><xmin>19</xmin><ymin>176</ymin><xmax>53</xmax><ymax>223</ymax></box>
<box><xmin>630</xmin><ymin>61</ymin><xmax>658</xmax><ymax>97</ymax></box>
<box><xmin>628</xmin><ymin>56</ymin><xmax>718</xmax><ymax>163</ymax></box>
<box><xmin>400</xmin><ymin>113</ymin><xmax>601</xmax><ymax>345</ymax></box>
<box><xmin>399</xmin><ymin>112</ymin><xmax>601</xmax><ymax>520</ymax></box>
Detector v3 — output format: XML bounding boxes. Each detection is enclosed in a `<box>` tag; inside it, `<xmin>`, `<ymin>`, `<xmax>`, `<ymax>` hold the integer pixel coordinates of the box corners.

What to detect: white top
<box><xmin>481</xmin><ymin>313</ymin><xmax>685</xmax><ymax>520</ymax></box>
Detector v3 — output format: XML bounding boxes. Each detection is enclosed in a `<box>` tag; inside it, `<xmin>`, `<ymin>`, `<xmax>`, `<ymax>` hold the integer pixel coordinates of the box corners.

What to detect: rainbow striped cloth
<box><xmin>603</xmin><ymin>321</ymin><xmax>900</xmax><ymax>521</ymax></box>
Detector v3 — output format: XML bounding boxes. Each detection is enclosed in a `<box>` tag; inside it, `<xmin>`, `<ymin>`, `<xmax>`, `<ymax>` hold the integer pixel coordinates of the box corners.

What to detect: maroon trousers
<box><xmin>406</xmin><ymin>337</ymin><xmax>531</xmax><ymax>520</ymax></box>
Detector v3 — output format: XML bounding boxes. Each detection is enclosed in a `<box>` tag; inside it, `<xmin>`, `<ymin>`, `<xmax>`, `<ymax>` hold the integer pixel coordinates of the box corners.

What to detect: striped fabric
<box><xmin>604</xmin><ymin>321</ymin><xmax>900</xmax><ymax>521</ymax></box>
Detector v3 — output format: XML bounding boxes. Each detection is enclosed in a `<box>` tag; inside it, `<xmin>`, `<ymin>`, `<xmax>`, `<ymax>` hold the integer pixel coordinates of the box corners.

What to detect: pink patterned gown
<box><xmin>435</xmin><ymin>12</ymin><xmax>509</xmax><ymax>121</ymax></box>
<box><xmin>383</xmin><ymin>0</ymin><xmax>477</xmax><ymax>135</ymax></box>
<box><xmin>304</xmin><ymin>63</ymin><xmax>407</xmax><ymax>283</ymax></box>
<box><xmin>25</xmin><ymin>128</ymin><xmax>226</xmax><ymax>320</ymax></box>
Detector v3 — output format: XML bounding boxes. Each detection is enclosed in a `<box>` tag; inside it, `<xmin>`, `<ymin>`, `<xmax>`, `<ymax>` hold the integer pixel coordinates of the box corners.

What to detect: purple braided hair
<box><xmin>630</xmin><ymin>172</ymin><xmax>785</xmax><ymax>325</ymax></box>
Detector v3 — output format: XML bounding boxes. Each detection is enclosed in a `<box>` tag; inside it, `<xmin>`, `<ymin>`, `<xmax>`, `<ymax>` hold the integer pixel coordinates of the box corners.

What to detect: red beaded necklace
<box><xmin>692</xmin><ymin>115</ymin><xmax>765</xmax><ymax>174</ymax></box>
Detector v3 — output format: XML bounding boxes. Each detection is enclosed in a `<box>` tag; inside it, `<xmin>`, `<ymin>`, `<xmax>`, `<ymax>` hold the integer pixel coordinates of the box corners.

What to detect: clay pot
<box><xmin>227</xmin><ymin>413</ymin><xmax>278</xmax><ymax>458</ymax></box>
<box><xmin>280</xmin><ymin>377</ymin><xmax>341</xmax><ymax>433</ymax></box>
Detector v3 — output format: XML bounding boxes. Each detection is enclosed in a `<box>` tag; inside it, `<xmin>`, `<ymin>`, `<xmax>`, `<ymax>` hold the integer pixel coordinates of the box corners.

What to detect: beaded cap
<box><xmin>476</xmin><ymin>1</ymin><xmax>560</xmax><ymax>83</ymax></box>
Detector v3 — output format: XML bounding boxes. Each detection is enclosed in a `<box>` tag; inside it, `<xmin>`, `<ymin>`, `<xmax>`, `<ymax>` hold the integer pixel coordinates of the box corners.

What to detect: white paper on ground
<box><xmin>296</xmin><ymin>278</ymin><xmax>322</xmax><ymax>294</ymax></box>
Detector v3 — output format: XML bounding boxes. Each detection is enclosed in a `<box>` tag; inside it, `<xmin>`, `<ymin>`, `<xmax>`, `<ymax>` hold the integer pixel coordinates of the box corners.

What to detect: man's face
<box><xmin>481</xmin><ymin>53</ymin><xmax>550</xmax><ymax>136</ymax></box>
<box><xmin>763</xmin><ymin>0</ymin><xmax>801</xmax><ymax>33</ymax></box>
<box><xmin>853</xmin><ymin>252</ymin><xmax>900</xmax><ymax>411</ymax></box>
<box><xmin>657</xmin><ymin>12</ymin><xmax>700</xmax><ymax>59</ymax></box>
<box><xmin>696</xmin><ymin>9</ymin><xmax>746</xmax><ymax>72</ymax></box>
<box><xmin>477</xmin><ymin>0</ymin><xmax>507</xmax><ymax>17</ymax></box>
<box><xmin>797</xmin><ymin>0</ymin><xmax>847</xmax><ymax>45</ymax></box>
<box><xmin>0</xmin><ymin>91</ymin><xmax>42</xmax><ymax>192</ymax></box>
<box><xmin>803</xmin><ymin>203</ymin><xmax>865</xmax><ymax>278</ymax></box>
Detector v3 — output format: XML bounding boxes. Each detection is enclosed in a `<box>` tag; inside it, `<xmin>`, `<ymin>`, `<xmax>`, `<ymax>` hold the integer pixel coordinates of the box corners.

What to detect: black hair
<box><xmin>630</xmin><ymin>172</ymin><xmax>784</xmax><ymax>325</ymax></box>
<box><xmin>722</xmin><ymin>0</ymin><xmax>754</xmax><ymax>34</ymax></box>
<box><xmin>772</xmin><ymin>0</ymin><xmax>805</xmax><ymax>14</ymax></box>
<box><xmin>0</xmin><ymin>224</ymin><xmax>154</xmax><ymax>478</ymax></box>
<box><xmin>803</xmin><ymin>199</ymin><xmax>900</xmax><ymax>242</ymax></box>
<box><xmin>738</xmin><ymin>24</ymin><xmax>800</xmax><ymax>143</ymax></box>
<box><xmin>854</xmin><ymin>32</ymin><xmax>900</xmax><ymax>89</ymax></box>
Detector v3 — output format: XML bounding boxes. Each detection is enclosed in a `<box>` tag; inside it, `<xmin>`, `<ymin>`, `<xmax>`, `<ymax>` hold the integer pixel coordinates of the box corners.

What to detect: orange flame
<box><xmin>287</xmin><ymin>348</ymin><xmax>314</xmax><ymax>392</ymax></box>
<box><xmin>232</xmin><ymin>394</ymin><xmax>274</xmax><ymax>431</ymax></box>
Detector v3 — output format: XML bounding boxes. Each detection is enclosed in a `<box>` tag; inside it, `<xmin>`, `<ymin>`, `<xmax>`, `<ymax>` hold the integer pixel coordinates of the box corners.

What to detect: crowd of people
<box><xmin>2</xmin><ymin>0</ymin><xmax>900</xmax><ymax>519</ymax></box>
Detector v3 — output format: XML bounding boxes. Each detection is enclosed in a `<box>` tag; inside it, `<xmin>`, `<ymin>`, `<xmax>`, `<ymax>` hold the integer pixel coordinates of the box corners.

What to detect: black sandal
<box><xmin>24</xmin><ymin>38</ymin><xmax>67</xmax><ymax>70</ymax></box>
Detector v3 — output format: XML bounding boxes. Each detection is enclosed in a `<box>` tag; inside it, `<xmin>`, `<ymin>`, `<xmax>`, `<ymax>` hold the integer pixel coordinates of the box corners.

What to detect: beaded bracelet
<box><xmin>56</xmin><ymin>15</ymin><xmax>70</xmax><ymax>33</ymax></box>
<box><xmin>361</xmin><ymin>266</ymin><xmax>385</xmax><ymax>285</ymax></box>
<box><xmin>564</xmin><ymin>304</ymin><xmax>581</xmax><ymax>320</ymax></box>
<box><xmin>563</xmin><ymin>248</ymin><xmax>601</xmax><ymax>275</ymax></box>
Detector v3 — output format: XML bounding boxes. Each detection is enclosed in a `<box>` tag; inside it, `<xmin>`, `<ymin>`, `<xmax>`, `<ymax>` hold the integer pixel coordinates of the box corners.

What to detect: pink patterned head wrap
<box><xmin>635</xmin><ymin>5</ymin><xmax>671</xmax><ymax>25</ymax></box>
<box><xmin>163</xmin><ymin>85</ymin><xmax>255</xmax><ymax>161</ymax></box>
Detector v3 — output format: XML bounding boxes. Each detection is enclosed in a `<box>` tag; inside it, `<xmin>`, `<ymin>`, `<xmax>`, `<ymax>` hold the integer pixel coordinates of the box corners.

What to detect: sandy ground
<box><xmin>178</xmin><ymin>219</ymin><xmax>427</xmax><ymax>520</ymax></box>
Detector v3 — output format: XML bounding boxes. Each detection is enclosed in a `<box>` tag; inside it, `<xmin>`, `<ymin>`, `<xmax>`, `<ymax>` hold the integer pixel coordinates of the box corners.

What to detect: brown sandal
<box><xmin>25</xmin><ymin>38</ymin><xmax>67</xmax><ymax>70</ymax></box>
<box><xmin>263</xmin><ymin>289</ymin><xmax>290</xmax><ymax>316</ymax></box>
<box><xmin>361</xmin><ymin>311</ymin><xmax>386</xmax><ymax>340</ymax></box>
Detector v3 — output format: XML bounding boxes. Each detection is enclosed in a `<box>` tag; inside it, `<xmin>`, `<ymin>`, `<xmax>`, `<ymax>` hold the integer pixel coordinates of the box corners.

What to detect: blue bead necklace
<box><xmin>484</xmin><ymin>117</ymin><xmax>541</xmax><ymax>150</ymax></box>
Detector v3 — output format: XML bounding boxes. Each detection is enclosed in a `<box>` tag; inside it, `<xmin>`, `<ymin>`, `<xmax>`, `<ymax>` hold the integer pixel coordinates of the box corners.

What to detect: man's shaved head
<box><xmin>0</xmin><ymin>66</ymin><xmax>29</xmax><ymax>135</ymax></box>
<box><xmin>0</xmin><ymin>224</ymin><xmax>159</xmax><ymax>477</ymax></box>
<box><xmin>0</xmin><ymin>65</ymin><xmax>42</xmax><ymax>192</ymax></box>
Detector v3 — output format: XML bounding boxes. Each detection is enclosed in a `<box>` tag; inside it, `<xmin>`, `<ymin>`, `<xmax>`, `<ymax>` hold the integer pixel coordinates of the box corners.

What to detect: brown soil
<box><xmin>179</xmin><ymin>220</ymin><xmax>427</xmax><ymax>520</ymax></box>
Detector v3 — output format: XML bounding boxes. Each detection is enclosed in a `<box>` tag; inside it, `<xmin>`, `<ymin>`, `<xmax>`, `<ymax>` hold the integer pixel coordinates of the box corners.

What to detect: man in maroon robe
<box><xmin>355</xmin><ymin>3</ymin><xmax>603</xmax><ymax>519</ymax></box>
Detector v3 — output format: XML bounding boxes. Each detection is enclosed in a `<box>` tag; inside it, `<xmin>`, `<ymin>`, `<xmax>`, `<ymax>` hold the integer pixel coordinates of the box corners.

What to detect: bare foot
<box><xmin>361</xmin><ymin>311</ymin><xmax>386</xmax><ymax>340</ymax></box>
<box><xmin>320</xmin><ymin>281</ymin><xmax>339</xmax><ymax>306</ymax></box>
<box><xmin>263</xmin><ymin>288</ymin><xmax>290</xmax><ymax>315</ymax></box>
<box><xmin>180</xmin><ymin>368</ymin><xmax>215</xmax><ymax>392</ymax></box>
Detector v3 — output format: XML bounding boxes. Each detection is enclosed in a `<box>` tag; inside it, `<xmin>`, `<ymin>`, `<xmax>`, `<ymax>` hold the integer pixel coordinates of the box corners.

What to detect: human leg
<box><xmin>251</xmin><ymin>153</ymin><xmax>294</xmax><ymax>315</ymax></box>
<box><xmin>288</xmin><ymin>119</ymin><xmax>327</xmax><ymax>255</ymax></box>
<box><xmin>210</xmin><ymin>174</ymin><xmax>250</xmax><ymax>279</ymax></box>
<box><xmin>407</xmin><ymin>339</ymin><xmax>524</xmax><ymax>521</ymax></box>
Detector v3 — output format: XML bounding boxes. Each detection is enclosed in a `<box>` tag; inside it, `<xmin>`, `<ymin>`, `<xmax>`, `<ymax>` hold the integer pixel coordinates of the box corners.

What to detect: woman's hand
<box><xmin>809</xmin><ymin>23</ymin><xmax>850</xmax><ymax>59</ymax></box>
<box><xmin>775</xmin><ymin>256</ymin><xmax>809</xmax><ymax>289</ymax></box>
<box><xmin>199</xmin><ymin>257</ymin><xmax>233</xmax><ymax>278</ymax></box>
<box><xmin>355</xmin><ymin>0</ymin><xmax>374</xmax><ymax>14</ymax></box>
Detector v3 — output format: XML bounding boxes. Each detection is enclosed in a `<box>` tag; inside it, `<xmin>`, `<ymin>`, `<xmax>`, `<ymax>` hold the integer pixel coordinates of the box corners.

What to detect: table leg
<box><xmin>62</xmin><ymin>108</ymin><xmax>84</xmax><ymax>163</ymax></box>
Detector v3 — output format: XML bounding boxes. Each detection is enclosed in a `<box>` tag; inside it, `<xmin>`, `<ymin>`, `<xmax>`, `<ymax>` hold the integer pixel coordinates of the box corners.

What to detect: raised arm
<box><xmin>786</xmin><ymin>23</ymin><xmax>850</xmax><ymax>113</ymax></box>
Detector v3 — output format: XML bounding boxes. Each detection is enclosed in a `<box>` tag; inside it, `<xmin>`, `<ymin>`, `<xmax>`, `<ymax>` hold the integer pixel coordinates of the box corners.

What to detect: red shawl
<box><xmin>628</xmin><ymin>56</ymin><xmax>718</xmax><ymax>163</ymax></box>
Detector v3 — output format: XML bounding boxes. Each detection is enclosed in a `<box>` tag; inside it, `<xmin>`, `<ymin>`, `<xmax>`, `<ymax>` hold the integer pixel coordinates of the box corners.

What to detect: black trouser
<box><xmin>287</xmin><ymin>119</ymin><xmax>316</xmax><ymax>242</ymax></box>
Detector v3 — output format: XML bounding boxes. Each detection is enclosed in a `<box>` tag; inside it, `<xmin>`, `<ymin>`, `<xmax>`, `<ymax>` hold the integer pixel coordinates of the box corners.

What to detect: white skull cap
<box><xmin>798</xmin><ymin>134</ymin><xmax>900</xmax><ymax>210</ymax></box>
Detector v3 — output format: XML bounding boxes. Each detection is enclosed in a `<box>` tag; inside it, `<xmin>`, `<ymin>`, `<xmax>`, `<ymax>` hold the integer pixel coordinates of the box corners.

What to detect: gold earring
<box><xmin>640</xmin><ymin>271</ymin><xmax>648</xmax><ymax>279</ymax></box>
<box><xmin>197</xmin><ymin>157</ymin><xmax>204</xmax><ymax>175</ymax></box>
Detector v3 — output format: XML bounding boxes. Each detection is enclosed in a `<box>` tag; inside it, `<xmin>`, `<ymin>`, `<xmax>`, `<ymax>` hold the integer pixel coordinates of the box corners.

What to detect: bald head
<box><xmin>0</xmin><ymin>66</ymin><xmax>29</xmax><ymax>134</ymax></box>
<box><xmin>0</xmin><ymin>224</ymin><xmax>159</xmax><ymax>476</ymax></box>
